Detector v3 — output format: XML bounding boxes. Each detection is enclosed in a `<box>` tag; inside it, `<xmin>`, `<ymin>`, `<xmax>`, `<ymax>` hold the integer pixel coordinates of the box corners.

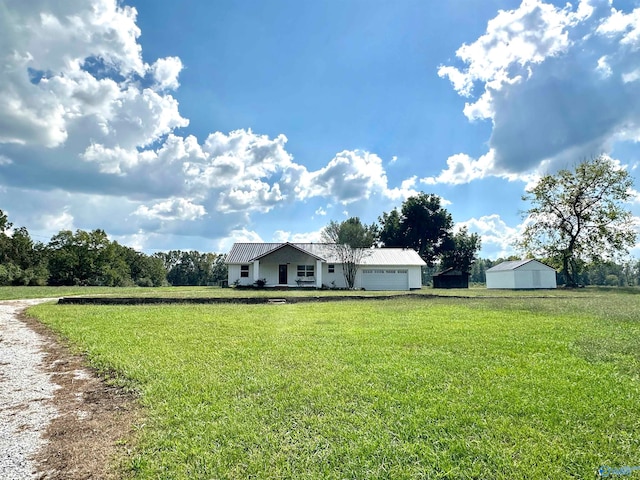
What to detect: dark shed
<box><xmin>432</xmin><ymin>268</ymin><xmax>469</xmax><ymax>289</ymax></box>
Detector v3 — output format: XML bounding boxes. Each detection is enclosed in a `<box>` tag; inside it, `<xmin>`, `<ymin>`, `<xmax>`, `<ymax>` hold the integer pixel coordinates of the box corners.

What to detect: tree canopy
<box><xmin>321</xmin><ymin>217</ymin><xmax>377</xmax><ymax>289</ymax></box>
<box><xmin>379</xmin><ymin>193</ymin><xmax>455</xmax><ymax>267</ymax></box>
<box><xmin>440</xmin><ymin>226</ymin><xmax>481</xmax><ymax>273</ymax></box>
<box><xmin>518</xmin><ymin>156</ymin><xmax>637</xmax><ymax>286</ymax></box>
<box><xmin>0</xmin><ymin>208</ymin><xmax>227</xmax><ymax>287</ymax></box>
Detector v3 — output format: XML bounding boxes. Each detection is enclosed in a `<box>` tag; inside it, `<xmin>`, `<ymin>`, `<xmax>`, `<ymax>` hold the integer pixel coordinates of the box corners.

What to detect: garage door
<box><xmin>361</xmin><ymin>269</ymin><xmax>409</xmax><ymax>291</ymax></box>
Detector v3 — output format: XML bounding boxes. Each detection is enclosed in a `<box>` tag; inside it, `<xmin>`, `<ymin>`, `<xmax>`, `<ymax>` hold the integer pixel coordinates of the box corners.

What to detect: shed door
<box><xmin>362</xmin><ymin>269</ymin><xmax>409</xmax><ymax>291</ymax></box>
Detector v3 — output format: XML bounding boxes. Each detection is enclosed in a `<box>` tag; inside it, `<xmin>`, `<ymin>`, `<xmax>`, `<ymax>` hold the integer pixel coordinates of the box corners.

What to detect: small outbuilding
<box><xmin>432</xmin><ymin>268</ymin><xmax>469</xmax><ymax>289</ymax></box>
<box><xmin>485</xmin><ymin>259</ymin><xmax>557</xmax><ymax>289</ymax></box>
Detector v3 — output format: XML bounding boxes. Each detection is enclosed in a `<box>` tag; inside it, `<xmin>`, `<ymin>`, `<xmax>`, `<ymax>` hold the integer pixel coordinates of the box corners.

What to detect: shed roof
<box><xmin>226</xmin><ymin>243</ymin><xmax>426</xmax><ymax>266</ymax></box>
<box><xmin>433</xmin><ymin>267</ymin><xmax>468</xmax><ymax>277</ymax></box>
<box><xmin>486</xmin><ymin>259</ymin><xmax>555</xmax><ymax>272</ymax></box>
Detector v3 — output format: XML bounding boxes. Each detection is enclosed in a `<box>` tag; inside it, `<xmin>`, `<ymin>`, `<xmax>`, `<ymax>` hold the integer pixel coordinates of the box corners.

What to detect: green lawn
<box><xmin>28</xmin><ymin>291</ymin><xmax>640</xmax><ymax>479</ymax></box>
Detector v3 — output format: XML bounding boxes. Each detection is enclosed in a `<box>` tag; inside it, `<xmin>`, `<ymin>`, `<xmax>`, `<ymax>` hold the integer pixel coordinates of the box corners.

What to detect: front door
<box><xmin>278</xmin><ymin>264</ymin><xmax>288</xmax><ymax>285</ymax></box>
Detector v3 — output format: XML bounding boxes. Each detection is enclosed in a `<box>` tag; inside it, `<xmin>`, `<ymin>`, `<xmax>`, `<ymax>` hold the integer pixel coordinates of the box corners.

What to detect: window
<box><xmin>297</xmin><ymin>265</ymin><xmax>314</xmax><ymax>277</ymax></box>
<box><xmin>328</xmin><ymin>264</ymin><xmax>335</xmax><ymax>273</ymax></box>
<box><xmin>240</xmin><ymin>265</ymin><xmax>249</xmax><ymax>278</ymax></box>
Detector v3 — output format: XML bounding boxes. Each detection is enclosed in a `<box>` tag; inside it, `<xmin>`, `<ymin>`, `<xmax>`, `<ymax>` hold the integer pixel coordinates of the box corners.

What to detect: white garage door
<box><xmin>361</xmin><ymin>269</ymin><xmax>409</xmax><ymax>291</ymax></box>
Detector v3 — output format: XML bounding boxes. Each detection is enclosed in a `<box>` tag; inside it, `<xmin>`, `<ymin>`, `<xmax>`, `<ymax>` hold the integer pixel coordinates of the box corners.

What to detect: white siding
<box><xmin>407</xmin><ymin>266</ymin><xmax>423</xmax><ymax>289</ymax></box>
<box><xmin>228</xmin><ymin>264</ymin><xmax>255</xmax><ymax>286</ymax></box>
<box><xmin>486</xmin><ymin>271</ymin><xmax>516</xmax><ymax>289</ymax></box>
<box><xmin>486</xmin><ymin>260</ymin><xmax>557</xmax><ymax>289</ymax></box>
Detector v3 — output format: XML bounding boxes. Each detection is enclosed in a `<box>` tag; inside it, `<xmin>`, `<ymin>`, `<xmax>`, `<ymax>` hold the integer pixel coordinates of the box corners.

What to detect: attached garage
<box><xmin>361</xmin><ymin>269</ymin><xmax>409</xmax><ymax>291</ymax></box>
<box><xmin>486</xmin><ymin>259</ymin><xmax>557</xmax><ymax>289</ymax></box>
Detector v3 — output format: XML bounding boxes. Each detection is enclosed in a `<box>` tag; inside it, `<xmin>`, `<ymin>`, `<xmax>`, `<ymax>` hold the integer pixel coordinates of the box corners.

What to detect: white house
<box><xmin>486</xmin><ymin>259</ymin><xmax>557</xmax><ymax>289</ymax></box>
<box><xmin>226</xmin><ymin>242</ymin><xmax>426</xmax><ymax>290</ymax></box>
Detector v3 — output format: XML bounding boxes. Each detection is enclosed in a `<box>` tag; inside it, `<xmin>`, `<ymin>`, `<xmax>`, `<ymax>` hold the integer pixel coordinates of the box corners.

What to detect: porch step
<box><xmin>267</xmin><ymin>298</ymin><xmax>287</xmax><ymax>305</ymax></box>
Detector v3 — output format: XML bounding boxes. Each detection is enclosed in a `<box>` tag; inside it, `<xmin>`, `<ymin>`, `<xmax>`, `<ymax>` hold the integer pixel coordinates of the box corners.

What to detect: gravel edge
<box><xmin>0</xmin><ymin>299</ymin><xmax>59</xmax><ymax>480</ymax></box>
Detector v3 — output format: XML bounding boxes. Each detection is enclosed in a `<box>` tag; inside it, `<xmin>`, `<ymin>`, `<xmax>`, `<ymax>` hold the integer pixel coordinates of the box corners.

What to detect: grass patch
<box><xmin>29</xmin><ymin>292</ymin><xmax>640</xmax><ymax>479</ymax></box>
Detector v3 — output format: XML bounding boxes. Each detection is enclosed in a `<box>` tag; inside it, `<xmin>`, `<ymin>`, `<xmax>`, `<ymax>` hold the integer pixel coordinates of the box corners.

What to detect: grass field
<box><xmin>27</xmin><ymin>289</ymin><xmax>640</xmax><ymax>479</ymax></box>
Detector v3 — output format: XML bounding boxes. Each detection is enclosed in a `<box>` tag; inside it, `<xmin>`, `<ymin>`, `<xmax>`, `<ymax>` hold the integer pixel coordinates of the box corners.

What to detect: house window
<box><xmin>297</xmin><ymin>265</ymin><xmax>314</xmax><ymax>277</ymax></box>
<box><xmin>240</xmin><ymin>265</ymin><xmax>249</xmax><ymax>278</ymax></box>
<box><xmin>328</xmin><ymin>264</ymin><xmax>335</xmax><ymax>273</ymax></box>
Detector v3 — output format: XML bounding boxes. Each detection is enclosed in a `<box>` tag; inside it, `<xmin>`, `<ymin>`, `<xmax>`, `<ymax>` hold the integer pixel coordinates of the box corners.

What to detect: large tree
<box><xmin>440</xmin><ymin>226</ymin><xmax>481</xmax><ymax>273</ymax></box>
<box><xmin>0</xmin><ymin>211</ymin><xmax>49</xmax><ymax>286</ymax></box>
<box><xmin>518</xmin><ymin>156</ymin><xmax>636</xmax><ymax>287</ymax></box>
<box><xmin>321</xmin><ymin>217</ymin><xmax>377</xmax><ymax>289</ymax></box>
<box><xmin>379</xmin><ymin>193</ymin><xmax>454</xmax><ymax>266</ymax></box>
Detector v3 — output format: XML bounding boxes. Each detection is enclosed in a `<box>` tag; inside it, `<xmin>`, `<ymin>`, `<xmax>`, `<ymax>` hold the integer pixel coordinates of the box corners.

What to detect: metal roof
<box><xmin>486</xmin><ymin>259</ymin><xmax>555</xmax><ymax>272</ymax></box>
<box><xmin>226</xmin><ymin>242</ymin><xmax>426</xmax><ymax>266</ymax></box>
<box><xmin>360</xmin><ymin>248</ymin><xmax>426</xmax><ymax>266</ymax></box>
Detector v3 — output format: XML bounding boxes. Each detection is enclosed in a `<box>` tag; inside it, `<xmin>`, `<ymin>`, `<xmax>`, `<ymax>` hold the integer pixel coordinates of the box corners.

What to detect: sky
<box><xmin>1</xmin><ymin>0</ymin><xmax>640</xmax><ymax>259</ymax></box>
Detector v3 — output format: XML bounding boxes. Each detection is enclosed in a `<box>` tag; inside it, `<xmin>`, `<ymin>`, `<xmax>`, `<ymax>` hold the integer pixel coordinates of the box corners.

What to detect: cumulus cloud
<box><xmin>422</xmin><ymin>152</ymin><xmax>495</xmax><ymax>185</ymax></box>
<box><xmin>459</xmin><ymin>214</ymin><xmax>522</xmax><ymax>259</ymax></box>
<box><xmin>0</xmin><ymin>0</ymin><xmax>443</xmax><ymax>248</ymax></box>
<box><xmin>151</xmin><ymin>56</ymin><xmax>183</xmax><ymax>90</ymax></box>
<box><xmin>272</xmin><ymin>229</ymin><xmax>324</xmax><ymax>243</ymax></box>
<box><xmin>295</xmin><ymin>150</ymin><xmax>414</xmax><ymax>204</ymax></box>
<box><xmin>437</xmin><ymin>0</ymin><xmax>640</xmax><ymax>181</ymax></box>
<box><xmin>0</xmin><ymin>0</ymin><xmax>185</xmax><ymax>149</ymax></box>
<box><xmin>134</xmin><ymin>198</ymin><xmax>206</xmax><ymax>221</ymax></box>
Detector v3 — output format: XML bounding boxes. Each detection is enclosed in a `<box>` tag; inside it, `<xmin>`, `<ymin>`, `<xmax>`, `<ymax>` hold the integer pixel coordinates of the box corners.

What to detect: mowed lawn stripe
<box><xmin>30</xmin><ymin>295</ymin><xmax>640</xmax><ymax>479</ymax></box>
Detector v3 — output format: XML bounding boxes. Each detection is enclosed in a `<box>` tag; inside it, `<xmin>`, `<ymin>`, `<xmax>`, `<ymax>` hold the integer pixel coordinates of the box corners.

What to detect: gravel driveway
<box><xmin>1</xmin><ymin>299</ymin><xmax>139</xmax><ymax>480</ymax></box>
<box><xmin>0</xmin><ymin>299</ymin><xmax>59</xmax><ymax>480</ymax></box>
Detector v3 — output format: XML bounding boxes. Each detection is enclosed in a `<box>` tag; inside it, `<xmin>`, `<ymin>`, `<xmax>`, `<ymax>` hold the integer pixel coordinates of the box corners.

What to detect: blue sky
<box><xmin>1</xmin><ymin>0</ymin><xmax>639</xmax><ymax>259</ymax></box>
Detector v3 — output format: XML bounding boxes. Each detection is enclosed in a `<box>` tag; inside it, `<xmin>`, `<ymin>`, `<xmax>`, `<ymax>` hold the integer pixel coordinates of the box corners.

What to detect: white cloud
<box><xmin>295</xmin><ymin>150</ymin><xmax>416</xmax><ymax>204</ymax></box>
<box><xmin>422</xmin><ymin>152</ymin><xmax>495</xmax><ymax>185</ymax></box>
<box><xmin>385</xmin><ymin>176</ymin><xmax>420</xmax><ymax>200</ymax></box>
<box><xmin>216</xmin><ymin>228</ymin><xmax>264</xmax><ymax>253</ymax></box>
<box><xmin>297</xmin><ymin>150</ymin><xmax>388</xmax><ymax>203</ymax></box>
<box><xmin>438</xmin><ymin>0</ymin><xmax>575</xmax><ymax>100</ymax></box>
<box><xmin>151</xmin><ymin>56</ymin><xmax>183</xmax><ymax>90</ymax></box>
<box><xmin>134</xmin><ymin>198</ymin><xmax>206</xmax><ymax>221</ymax></box>
<box><xmin>438</xmin><ymin>0</ymin><xmax>640</xmax><ymax>181</ymax></box>
<box><xmin>39</xmin><ymin>210</ymin><xmax>75</xmax><ymax>233</ymax></box>
<box><xmin>628</xmin><ymin>188</ymin><xmax>640</xmax><ymax>205</ymax></box>
<box><xmin>459</xmin><ymin>214</ymin><xmax>522</xmax><ymax>259</ymax></box>
<box><xmin>272</xmin><ymin>229</ymin><xmax>324</xmax><ymax>243</ymax></box>
<box><xmin>597</xmin><ymin>6</ymin><xmax>640</xmax><ymax>47</ymax></box>
<box><xmin>0</xmin><ymin>0</ymin><xmax>179</xmax><ymax>148</ymax></box>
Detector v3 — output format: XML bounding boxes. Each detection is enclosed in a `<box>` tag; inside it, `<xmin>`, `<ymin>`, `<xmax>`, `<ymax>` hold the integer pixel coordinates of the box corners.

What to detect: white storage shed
<box><xmin>486</xmin><ymin>259</ymin><xmax>557</xmax><ymax>289</ymax></box>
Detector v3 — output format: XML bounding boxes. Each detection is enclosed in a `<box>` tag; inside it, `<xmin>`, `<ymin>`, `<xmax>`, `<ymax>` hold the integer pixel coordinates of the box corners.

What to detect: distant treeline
<box><xmin>0</xmin><ymin>211</ymin><xmax>227</xmax><ymax>287</ymax></box>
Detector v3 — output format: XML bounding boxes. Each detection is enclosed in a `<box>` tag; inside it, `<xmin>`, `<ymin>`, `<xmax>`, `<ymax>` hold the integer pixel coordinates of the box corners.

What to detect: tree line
<box><xmin>0</xmin><ymin>211</ymin><xmax>227</xmax><ymax>287</ymax></box>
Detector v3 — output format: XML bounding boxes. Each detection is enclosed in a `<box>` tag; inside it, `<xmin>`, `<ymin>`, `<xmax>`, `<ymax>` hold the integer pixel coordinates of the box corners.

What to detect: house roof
<box><xmin>251</xmin><ymin>242</ymin><xmax>326</xmax><ymax>262</ymax></box>
<box><xmin>433</xmin><ymin>267</ymin><xmax>468</xmax><ymax>276</ymax></box>
<box><xmin>486</xmin><ymin>259</ymin><xmax>555</xmax><ymax>272</ymax></box>
<box><xmin>226</xmin><ymin>242</ymin><xmax>426</xmax><ymax>266</ymax></box>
